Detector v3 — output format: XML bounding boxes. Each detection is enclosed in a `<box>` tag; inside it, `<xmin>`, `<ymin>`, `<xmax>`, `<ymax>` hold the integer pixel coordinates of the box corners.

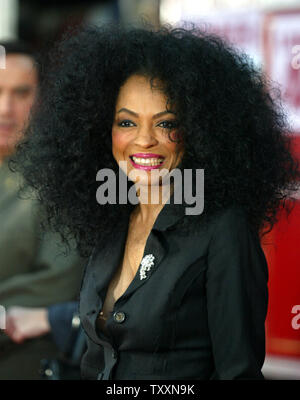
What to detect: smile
<box><xmin>129</xmin><ymin>153</ymin><xmax>165</xmax><ymax>170</ymax></box>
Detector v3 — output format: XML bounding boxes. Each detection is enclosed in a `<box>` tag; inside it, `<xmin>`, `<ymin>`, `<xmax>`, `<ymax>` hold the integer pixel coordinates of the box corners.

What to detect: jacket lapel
<box><xmin>114</xmin><ymin>189</ymin><xmax>187</xmax><ymax>302</ymax></box>
<box><xmin>116</xmin><ymin>229</ymin><xmax>168</xmax><ymax>302</ymax></box>
<box><xmin>92</xmin><ymin>213</ymin><xmax>130</xmax><ymax>298</ymax></box>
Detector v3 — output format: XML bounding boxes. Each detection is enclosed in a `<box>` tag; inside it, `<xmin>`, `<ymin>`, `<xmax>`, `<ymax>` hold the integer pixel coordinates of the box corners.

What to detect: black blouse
<box><xmin>79</xmin><ymin>199</ymin><xmax>268</xmax><ymax>380</ymax></box>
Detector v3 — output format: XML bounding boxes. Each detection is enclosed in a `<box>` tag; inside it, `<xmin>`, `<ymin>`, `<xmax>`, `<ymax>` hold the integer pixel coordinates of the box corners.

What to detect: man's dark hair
<box><xmin>0</xmin><ymin>39</ymin><xmax>39</xmax><ymax>78</ymax></box>
<box><xmin>1</xmin><ymin>40</ymin><xmax>35</xmax><ymax>57</ymax></box>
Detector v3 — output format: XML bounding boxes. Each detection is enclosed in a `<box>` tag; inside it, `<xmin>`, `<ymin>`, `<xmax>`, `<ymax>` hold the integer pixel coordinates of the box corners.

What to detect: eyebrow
<box><xmin>117</xmin><ymin>108</ymin><xmax>176</xmax><ymax>119</ymax></box>
<box><xmin>0</xmin><ymin>85</ymin><xmax>33</xmax><ymax>91</ymax></box>
<box><xmin>13</xmin><ymin>85</ymin><xmax>34</xmax><ymax>91</ymax></box>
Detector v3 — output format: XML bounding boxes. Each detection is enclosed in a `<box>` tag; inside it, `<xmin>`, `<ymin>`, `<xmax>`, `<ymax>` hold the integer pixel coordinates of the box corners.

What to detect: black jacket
<box><xmin>79</xmin><ymin>201</ymin><xmax>268</xmax><ymax>380</ymax></box>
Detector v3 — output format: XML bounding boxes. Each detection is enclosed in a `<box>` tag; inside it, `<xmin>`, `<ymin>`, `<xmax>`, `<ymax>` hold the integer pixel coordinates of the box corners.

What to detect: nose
<box><xmin>0</xmin><ymin>93</ymin><xmax>13</xmax><ymax>117</ymax></box>
<box><xmin>134</xmin><ymin>125</ymin><xmax>158</xmax><ymax>148</ymax></box>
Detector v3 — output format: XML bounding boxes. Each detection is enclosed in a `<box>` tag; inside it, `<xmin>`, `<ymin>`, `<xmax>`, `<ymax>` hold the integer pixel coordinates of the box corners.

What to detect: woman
<box><xmin>11</xmin><ymin>24</ymin><xmax>300</xmax><ymax>380</ymax></box>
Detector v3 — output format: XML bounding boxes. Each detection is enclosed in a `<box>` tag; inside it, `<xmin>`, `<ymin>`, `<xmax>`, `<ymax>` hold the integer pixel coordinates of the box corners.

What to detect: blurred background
<box><xmin>0</xmin><ymin>0</ymin><xmax>299</xmax><ymax>380</ymax></box>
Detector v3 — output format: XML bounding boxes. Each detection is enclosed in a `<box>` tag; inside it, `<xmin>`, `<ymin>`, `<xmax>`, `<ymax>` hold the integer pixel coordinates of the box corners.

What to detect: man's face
<box><xmin>0</xmin><ymin>54</ymin><xmax>38</xmax><ymax>159</ymax></box>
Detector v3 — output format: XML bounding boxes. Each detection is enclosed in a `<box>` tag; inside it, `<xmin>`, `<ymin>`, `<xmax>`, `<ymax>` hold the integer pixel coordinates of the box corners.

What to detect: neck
<box><xmin>133</xmin><ymin>183</ymin><xmax>173</xmax><ymax>225</ymax></box>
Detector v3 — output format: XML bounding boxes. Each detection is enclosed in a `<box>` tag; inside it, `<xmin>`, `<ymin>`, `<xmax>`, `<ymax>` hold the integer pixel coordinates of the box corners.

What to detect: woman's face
<box><xmin>112</xmin><ymin>74</ymin><xmax>184</xmax><ymax>188</ymax></box>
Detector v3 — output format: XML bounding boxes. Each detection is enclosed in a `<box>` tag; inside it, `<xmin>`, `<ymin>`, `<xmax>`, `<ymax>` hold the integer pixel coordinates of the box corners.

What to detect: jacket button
<box><xmin>113</xmin><ymin>311</ymin><xmax>126</xmax><ymax>323</ymax></box>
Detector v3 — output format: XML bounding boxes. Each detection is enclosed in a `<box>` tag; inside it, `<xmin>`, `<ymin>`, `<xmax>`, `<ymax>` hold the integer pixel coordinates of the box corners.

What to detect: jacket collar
<box><xmin>152</xmin><ymin>189</ymin><xmax>187</xmax><ymax>231</ymax></box>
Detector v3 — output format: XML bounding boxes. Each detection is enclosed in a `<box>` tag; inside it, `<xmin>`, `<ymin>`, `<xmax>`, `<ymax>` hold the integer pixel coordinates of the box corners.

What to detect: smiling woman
<box><xmin>10</xmin><ymin>24</ymin><xmax>300</xmax><ymax>380</ymax></box>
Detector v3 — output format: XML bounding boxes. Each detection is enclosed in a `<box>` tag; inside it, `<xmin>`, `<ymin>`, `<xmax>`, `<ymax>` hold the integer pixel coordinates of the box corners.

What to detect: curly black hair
<box><xmin>10</xmin><ymin>23</ymin><xmax>300</xmax><ymax>258</ymax></box>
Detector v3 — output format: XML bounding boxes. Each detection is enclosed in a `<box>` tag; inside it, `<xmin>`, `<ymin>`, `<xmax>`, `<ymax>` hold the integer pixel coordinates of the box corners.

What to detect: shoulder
<box><xmin>206</xmin><ymin>206</ymin><xmax>268</xmax><ymax>279</ymax></box>
<box><xmin>206</xmin><ymin>206</ymin><xmax>264</xmax><ymax>262</ymax></box>
<box><xmin>209</xmin><ymin>206</ymin><xmax>252</xmax><ymax>239</ymax></box>
<box><xmin>213</xmin><ymin>206</ymin><xmax>248</xmax><ymax>224</ymax></box>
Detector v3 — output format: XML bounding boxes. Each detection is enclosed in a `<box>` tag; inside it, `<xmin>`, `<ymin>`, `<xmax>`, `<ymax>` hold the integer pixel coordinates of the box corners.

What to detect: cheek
<box><xmin>16</xmin><ymin>100</ymin><xmax>33</xmax><ymax>124</ymax></box>
<box><xmin>165</xmin><ymin>140</ymin><xmax>182</xmax><ymax>158</ymax></box>
<box><xmin>112</xmin><ymin>129</ymin><xmax>131</xmax><ymax>157</ymax></box>
<box><xmin>164</xmin><ymin>131</ymin><xmax>184</xmax><ymax>157</ymax></box>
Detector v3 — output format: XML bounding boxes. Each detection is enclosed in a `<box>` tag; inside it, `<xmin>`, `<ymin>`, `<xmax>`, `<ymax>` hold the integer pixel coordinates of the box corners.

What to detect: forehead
<box><xmin>115</xmin><ymin>74</ymin><xmax>168</xmax><ymax>109</ymax></box>
<box><xmin>0</xmin><ymin>54</ymin><xmax>37</xmax><ymax>88</ymax></box>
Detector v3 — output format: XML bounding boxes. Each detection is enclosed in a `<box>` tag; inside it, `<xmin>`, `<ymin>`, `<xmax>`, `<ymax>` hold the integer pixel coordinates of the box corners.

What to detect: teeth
<box><xmin>132</xmin><ymin>156</ymin><xmax>164</xmax><ymax>166</ymax></box>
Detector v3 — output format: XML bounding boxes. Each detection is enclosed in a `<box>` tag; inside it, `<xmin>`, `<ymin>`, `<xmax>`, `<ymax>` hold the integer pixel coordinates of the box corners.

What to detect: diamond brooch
<box><xmin>139</xmin><ymin>254</ymin><xmax>155</xmax><ymax>280</ymax></box>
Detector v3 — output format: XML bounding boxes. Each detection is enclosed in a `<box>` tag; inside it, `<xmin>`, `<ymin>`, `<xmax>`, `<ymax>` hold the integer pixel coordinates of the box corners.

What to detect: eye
<box><xmin>14</xmin><ymin>87</ymin><xmax>31</xmax><ymax>98</ymax></box>
<box><xmin>14</xmin><ymin>88</ymin><xmax>31</xmax><ymax>98</ymax></box>
<box><xmin>118</xmin><ymin>119</ymin><xmax>136</xmax><ymax>128</ymax></box>
<box><xmin>157</xmin><ymin>120</ymin><xmax>177</xmax><ymax>130</ymax></box>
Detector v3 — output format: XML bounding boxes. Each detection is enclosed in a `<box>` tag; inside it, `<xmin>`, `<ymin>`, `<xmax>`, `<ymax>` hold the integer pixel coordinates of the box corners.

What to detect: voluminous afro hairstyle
<box><xmin>10</xmin><ymin>23</ymin><xmax>300</xmax><ymax>258</ymax></box>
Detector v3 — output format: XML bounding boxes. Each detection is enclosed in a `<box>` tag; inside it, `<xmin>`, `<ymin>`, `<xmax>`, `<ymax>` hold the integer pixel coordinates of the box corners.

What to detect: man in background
<box><xmin>0</xmin><ymin>41</ymin><xmax>85</xmax><ymax>379</ymax></box>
